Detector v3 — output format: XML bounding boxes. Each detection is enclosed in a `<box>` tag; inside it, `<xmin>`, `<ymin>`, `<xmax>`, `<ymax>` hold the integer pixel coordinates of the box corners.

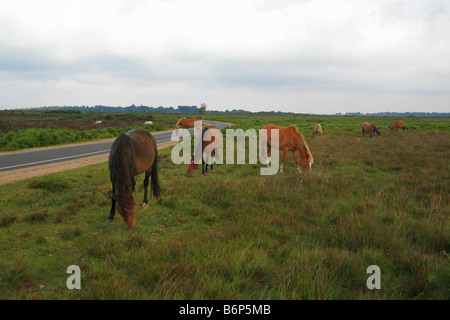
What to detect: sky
<box><xmin>0</xmin><ymin>0</ymin><xmax>449</xmax><ymax>114</ymax></box>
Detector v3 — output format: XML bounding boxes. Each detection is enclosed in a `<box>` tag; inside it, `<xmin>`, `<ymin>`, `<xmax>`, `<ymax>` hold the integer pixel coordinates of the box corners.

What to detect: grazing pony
<box><xmin>314</xmin><ymin>123</ymin><xmax>323</xmax><ymax>136</ymax></box>
<box><xmin>107</xmin><ymin>129</ymin><xmax>162</xmax><ymax>229</ymax></box>
<box><xmin>175</xmin><ymin>117</ymin><xmax>199</xmax><ymax>133</ymax></box>
<box><xmin>262</xmin><ymin>124</ymin><xmax>314</xmax><ymax>173</ymax></box>
<box><xmin>362</xmin><ymin>122</ymin><xmax>381</xmax><ymax>137</ymax></box>
<box><xmin>187</xmin><ymin>125</ymin><xmax>219</xmax><ymax>175</ymax></box>
<box><xmin>391</xmin><ymin>121</ymin><xmax>405</xmax><ymax>131</ymax></box>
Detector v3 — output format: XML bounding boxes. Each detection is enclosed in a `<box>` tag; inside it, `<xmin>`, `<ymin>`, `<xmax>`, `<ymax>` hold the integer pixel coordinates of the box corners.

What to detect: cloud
<box><xmin>0</xmin><ymin>0</ymin><xmax>449</xmax><ymax>113</ymax></box>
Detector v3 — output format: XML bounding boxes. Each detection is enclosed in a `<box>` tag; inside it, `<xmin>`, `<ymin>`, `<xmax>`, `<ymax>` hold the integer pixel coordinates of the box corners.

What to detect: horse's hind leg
<box><xmin>142</xmin><ymin>171</ymin><xmax>150</xmax><ymax>209</ymax></box>
<box><xmin>201</xmin><ymin>159</ymin><xmax>206</xmax><ymax>176</ymax></box>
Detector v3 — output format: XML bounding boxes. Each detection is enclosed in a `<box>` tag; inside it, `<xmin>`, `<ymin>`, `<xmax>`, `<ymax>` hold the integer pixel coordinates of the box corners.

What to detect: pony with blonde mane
<box><xmin>314</xmin><ymin>123</ymin><xmax>323</xmax><ymax>136</ymax></box>
<box><xmin>391</xmin><ymin>121</ymin><xmax>405</xmax><ymax>131</ymax></box>
<box><xmin>175</xmin><ymin>118</ymin><xmax>199</xmax><ymax>133</ymax></box>
<box><xmin>262</xmin><ymin>124</ymin><xmax>313</xmax><ymax>173</ymax></box>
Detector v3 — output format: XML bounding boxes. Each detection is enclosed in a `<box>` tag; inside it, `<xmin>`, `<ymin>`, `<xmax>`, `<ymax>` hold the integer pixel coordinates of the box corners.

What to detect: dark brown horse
<box><xmin>108</xmin><ymin>129</ymin><xmax>162</xmax><ymax>229</ymax></box>
<box><xmin>262</xmin><ymin>124</ymin><xmax>313</xmax><ymax>173</ymax></box>
<box><xmin>362</xmin><ymin>122</ymin><xmax>381</xmax><ymax>137</ymax></box>
<box><xmin>391</xmin><ymin>121</ymin><xmax>405</xmax><ymax>131</ymax></box>
<box><xmin>187</xmin><ymin>125</ymin><xmax>219</xmax><ymax>175</ymax></box>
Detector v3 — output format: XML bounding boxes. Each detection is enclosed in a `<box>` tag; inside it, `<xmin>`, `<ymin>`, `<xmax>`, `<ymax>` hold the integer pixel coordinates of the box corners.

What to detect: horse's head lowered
<box><xmin>301</xmin><ymin>153</ymin><xmax>314</xmax><ymax>172</ymax></box>
<box><xmin>187</xmin><ymin>154</ymin><xmax>199</xmax><ymax>173</ymax></box>
<box><xmin>111</xmin><ymin>187</ymin><xmax>136</xmax><ymax>229</ymax></box>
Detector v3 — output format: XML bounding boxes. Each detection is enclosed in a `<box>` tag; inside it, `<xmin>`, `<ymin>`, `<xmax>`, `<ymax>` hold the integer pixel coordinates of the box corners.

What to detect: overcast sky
<box><xmin>0</xmin><ymin>0</ymin><xmax>449</xmax><ymax>114</ymax></box>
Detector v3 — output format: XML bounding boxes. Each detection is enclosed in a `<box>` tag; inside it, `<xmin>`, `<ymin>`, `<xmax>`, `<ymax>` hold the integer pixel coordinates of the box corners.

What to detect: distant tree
<box><xmin>199</xmin><ymin>103</ymin><xmax>207</xmax><ymax>120</ymax></box>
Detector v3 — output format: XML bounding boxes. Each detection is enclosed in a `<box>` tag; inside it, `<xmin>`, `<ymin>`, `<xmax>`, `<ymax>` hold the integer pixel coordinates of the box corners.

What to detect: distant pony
<box><xmin>362</xmin><ymin>122</ymin><xmax>381</xmax><ymax>137</ymax></box>
<box><xmin>107</xmin><ymin>129</ymin><xmax>162</xmax><ymax>229</ymax></box>
<box><xmin>314</xmin><ymin>123</ymin><xmax>323</xmax><ymax>136</ymax></box>
<box><xmin>391</xmin><ymin>121</ymin><xmax>405</xmax><ymax>131</ymax></box>
<box><xmin>175</xmin><ymin>117</ymin><xmax>199</xmax><ymax>133</ymax></box>
<box><xmin>187</xmin><ymin>125</ymin><xmax>219</xmax><ymax>176</ymax></box>
<box><xmin>262</xmin><ymin>124</ymin><xmax>313</xmax><ymax>173</ymax></box>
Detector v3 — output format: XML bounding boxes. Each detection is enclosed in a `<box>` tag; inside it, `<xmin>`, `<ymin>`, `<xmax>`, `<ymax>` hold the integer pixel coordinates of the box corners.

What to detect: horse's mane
<box><xmin>109</xmin><ymin>133</ymin><xmax>135</xmax><ymax>214</ymax></box>
<box><xmin>292</xmin><ymin>126</ymin><xmax>314</xmax><ymax>163</ymax></box>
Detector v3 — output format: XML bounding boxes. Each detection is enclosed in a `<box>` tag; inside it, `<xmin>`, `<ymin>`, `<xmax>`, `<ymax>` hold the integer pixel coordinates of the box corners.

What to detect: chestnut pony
<box><xmin>107</xmin><ymin>129</ymin><xmax>162</xmax><ymax>229</ymax></box>
<box><xmin>175</xmin><ymin>117</ymin><xmax>199</xmax><ymax>133</ymax></box>
<box><xmin>187</xmin><ymin>125</ymin><xmax>219</xmax><ymax>175</ymax></box>
<box><xmin>262</xmin><ymin>124</ymin><xmax>313</xmax><ymax>173</ymax></box>
<box><xmin>391</xmin><ymin>121</ymin><xmax>405</xmax><ymax>131</ymax></box>
<box><xmin>362</xmin><ymin>122</ymin><xmax>381</xmax><ymax>137</ymax></box>
<box><xmin>314</xmin><ymin>123</ymin><xmax>323</xmax><ymax>136</ymax></box>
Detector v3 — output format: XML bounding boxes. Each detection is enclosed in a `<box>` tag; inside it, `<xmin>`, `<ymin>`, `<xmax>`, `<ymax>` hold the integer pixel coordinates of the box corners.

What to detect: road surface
<box><xmin>0</xmin><ymin>120</ymin><xmax>230</xmax><ymax>173</ymax></box>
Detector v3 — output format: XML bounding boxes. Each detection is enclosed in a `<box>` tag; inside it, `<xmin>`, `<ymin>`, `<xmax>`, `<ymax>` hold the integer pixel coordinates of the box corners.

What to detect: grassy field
<box><xmin>0</xmin><ymin>115</ymin><xmax>449</xmax><ymax>299</ymax></box>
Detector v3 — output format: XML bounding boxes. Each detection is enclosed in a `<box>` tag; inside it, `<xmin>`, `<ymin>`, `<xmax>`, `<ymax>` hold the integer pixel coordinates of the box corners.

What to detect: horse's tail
<box><xmin>151</xmin><ymin>142</ymin><xmax>162</xmax><ymax>201</ymax></box>
<box><xmin>373</xmin><ymin>124</ymin><xmax>381</xmax><ymax>135</ymax></box>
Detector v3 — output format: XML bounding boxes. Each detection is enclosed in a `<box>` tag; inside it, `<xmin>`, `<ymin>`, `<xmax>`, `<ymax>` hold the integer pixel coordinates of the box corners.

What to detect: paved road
<box><xmin>0</xmin><ymin>121</ymin><xmax>229</xmax><ymax>173</ymax></box>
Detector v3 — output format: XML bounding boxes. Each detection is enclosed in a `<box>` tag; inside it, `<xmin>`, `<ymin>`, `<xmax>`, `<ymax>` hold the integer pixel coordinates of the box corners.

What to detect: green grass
<box><xmin>0</xmin><ymin>116</ymin><xmax>449</xmax><ymax>299</ymax></box>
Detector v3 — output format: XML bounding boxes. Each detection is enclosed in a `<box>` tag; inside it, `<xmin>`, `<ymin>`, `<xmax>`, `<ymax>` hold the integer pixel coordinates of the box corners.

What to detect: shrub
<box><xmin>28</xmin><ymin>175</ymin><xmax>70</xmax><ymax>192</ymax></box>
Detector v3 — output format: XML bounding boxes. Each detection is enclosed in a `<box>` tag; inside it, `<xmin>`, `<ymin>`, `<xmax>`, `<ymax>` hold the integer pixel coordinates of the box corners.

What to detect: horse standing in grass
<box><xmin>262</xmin><ymin>124</ymin><xmax>313</xmax><ymax>173</ymax></box>
<box><xmin>362</xmin><ymin>122</ymin><xmax>381</xmax><ymax>137</ymax></box>
<box><xmin>391</xmin><ymin>121</ymin><xmax>405</xmax><ymax>131</ymax></box>
<box><xmin>187</xmin><ymin>125</ymin><xmax>219</xmax><ymax>176</ymax></box>
<box><xmin>175</xmin><ymin>117</ymin><xmax>199</xmax><ymax>133</ymax></box>
<box><xmin>314</xmin><ymin>123</ymin><xmax>323</xmax><ymax>136</ymax></box>
<box><xmin>107</xmin><ymin>129</ymin><xmax>162</xmax><ymax>229</ymax></box>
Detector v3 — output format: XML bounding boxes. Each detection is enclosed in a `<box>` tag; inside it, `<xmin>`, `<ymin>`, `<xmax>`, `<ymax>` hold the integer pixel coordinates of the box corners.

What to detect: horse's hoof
<box><xmin>142</xmin><ymin>203</ymin><xmax>149</xmax><ymax>209</ymax></box>
<box><xmin>106</xmin><ymin>218</ymin><xmax>114</xmax><ymax>223</ymax></box>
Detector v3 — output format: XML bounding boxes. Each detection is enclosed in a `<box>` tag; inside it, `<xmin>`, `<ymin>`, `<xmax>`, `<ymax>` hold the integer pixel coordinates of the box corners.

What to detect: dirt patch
<box><xmin>0</xmin><ymin>140</ymin><xmax>178</xmax><ymax>185</ymax></box>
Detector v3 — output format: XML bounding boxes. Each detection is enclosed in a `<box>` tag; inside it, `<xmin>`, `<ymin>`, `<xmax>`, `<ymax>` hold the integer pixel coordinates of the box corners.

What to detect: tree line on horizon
<box><xmin>15</xmin><ymin>104</ymin><xmax>450</xmax><ymax>117</ymax></box>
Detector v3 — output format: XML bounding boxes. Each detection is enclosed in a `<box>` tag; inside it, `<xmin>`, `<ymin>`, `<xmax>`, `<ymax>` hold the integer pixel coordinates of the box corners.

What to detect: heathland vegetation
<box><xmin>0</xmin><ymin>113</ymin><xmax>448</xmax><ymax>299</ymax></box>
<box><xmin>1</xmin><ymin>110</ymin><xmax>449</xmax><ymax>151</ymax></box>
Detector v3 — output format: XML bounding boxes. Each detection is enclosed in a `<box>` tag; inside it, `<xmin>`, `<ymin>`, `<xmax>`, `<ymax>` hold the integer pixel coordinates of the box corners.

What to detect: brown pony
<box><xmin>175</xmin><ymin>117</ymin><xmax>199</xmax><ymax>132</ymax></box>
<box><xmin>314</xmin><ymin>123</ymin><xmax>323</xmax><ymax>136</ymax></box>
<box><xmin>362</xmin><ymin>122</ymin><xmax>381</xmax><ymax>137</ymax></box>
<box><xmin>391</xmin><ymin>121</ymin><xmax>405</xmax><ymax>131</ymax></box>
<box><xmin>262</xmin><ymin>124</ymin><xmax>313</xmax><ymax>173</ymax></box>
<box><xmin>187</xmin><ymin>125</ymin><xmax>219</xmax><ymax>175</ymax></box>
<box><xmin>107</xmin><ymin>129</ymin><xmax>162</xmax><ymax>229</ymax></box>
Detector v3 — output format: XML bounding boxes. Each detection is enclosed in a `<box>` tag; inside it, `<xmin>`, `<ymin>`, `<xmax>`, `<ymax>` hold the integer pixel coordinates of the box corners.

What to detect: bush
<box><xmin>28</xmin><ymin>175</ymin><xmax>70</xmax><ymax>192</ymax></box>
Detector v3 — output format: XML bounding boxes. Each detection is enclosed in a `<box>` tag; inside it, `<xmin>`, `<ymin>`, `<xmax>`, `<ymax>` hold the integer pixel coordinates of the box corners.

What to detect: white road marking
<box><xmin>0</xmin><ymin>150</ymin><xmax>110</xmax><ymax>170</ymax></box>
